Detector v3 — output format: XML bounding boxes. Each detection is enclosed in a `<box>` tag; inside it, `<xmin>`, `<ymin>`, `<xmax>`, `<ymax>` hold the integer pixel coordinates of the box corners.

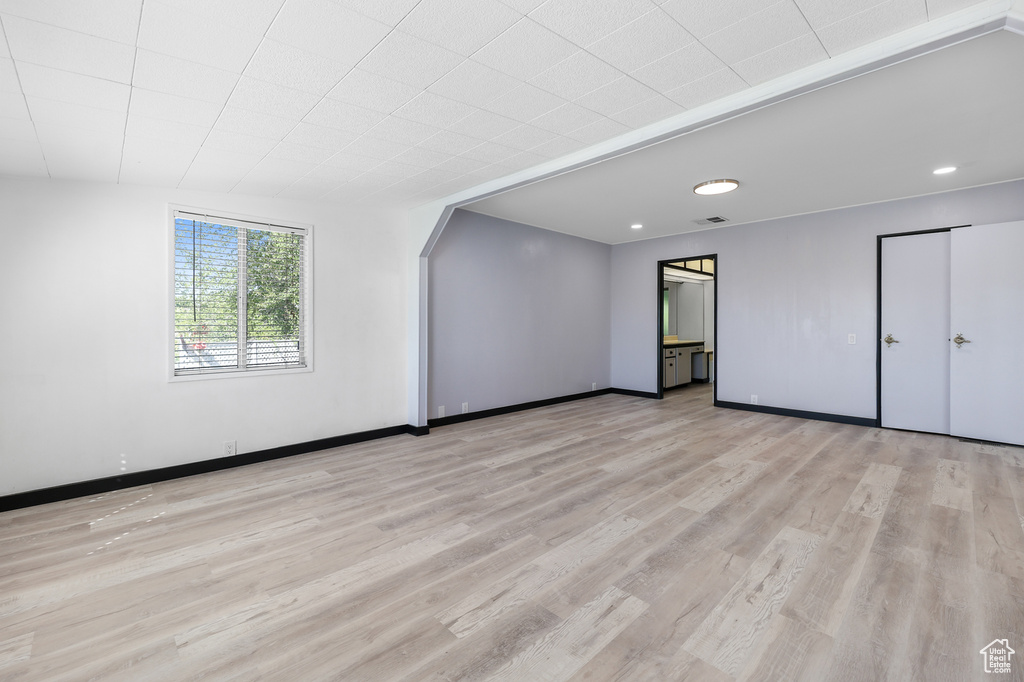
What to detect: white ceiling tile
<box><xmin>659</xmin><ymin>0</ymin><xmax>779</xmax><ymax>39</ymax></box>
<box><xmin>926</xmin><ymin>0</ymin><xmax>989</xmax><ymax>19</ymax></box>
<box><xmin>275</xmin><ymin>177</ymin><xmax>339</xmax><ymax>200</ymax></box>
<box><xmin>129</xmin><ymin>89</ymin><xmax>223</xmax><ymax>127</ymax></box>
<box><xmin>587</xmin><ymin>9</ymin><xmax>696</xmax><ymax>73</ymax></box>
<box><xmin>138</xmin><ymin>2</ymin><xmax>262</xmax><ymax>73</ymax></box>
<box><xmin>483</xmin><ymin>83</ymin><xmax>567</xmax><ymax>122</ymax></box>
<box><xmin>398</xmin><ymin>0</ymin><xmax>521</xmax><ymax>56</ymax></box>
<box><xmin>0</xmin><ymin>58</ymin><xmax>19</xmax><ymax>92</ymax></box>
<box><xmin>365</xmin><ymin>116</ymin><xmax>441</xmax><ymax>146</ymax></box>
<box><xmin>0</xmin><ymin>0</ymin><xmax>143</xmax><ymax>44</ymax></box>
<box><xmin>418</xmin><ymin>129</ymin><xmax>486</xmax><ymax>155</ymax></box>
<box><xmin>446</xmin><ymin>108</ymin><xmax>520</xmax><ymax>140</ymax></box>
<box><xmin>358</xmin><ymin>30</ymin><xmax>464</xmax><ymax>88</ymax></box>
<box><xmin>216</xmin><ymin>106</ymin><xmax>298</xmax><ymax>138</ymax></box>
<box><xmin>125</xmin><ymin>114</ymin><xmax>210</xmax><ymax>146</ymax></box>
<box><xmin>795</xmin><ymin>0</ymin><xmax>889</xmax><ymax>30</ymax></box>
<box><xmin>608</xmin><ymin>94</ymin><xmax>685</xmax><ymax>128</ymax></box>
<box><xmin>392</xmin><ymin>145</ymin><xmax>450</xmax><ymax>169</ymax></box>
<box><xmin>282</xmin><ymin>122</ymin><xmax>359</xmax><ymax>150</ymax></box>
<box><xmin>491</xmin><ymin>124</ymin><xmax>559</xmax><ymax>151</ymax></box>
<box><xmin>528</xmin><ymin>0</ymin><xmax>655</xmax><ymax>47</ymax></box>
<box><xmin>730</xmin><ymin>32</ymin><xmax>828</xmax><ymax>85</ymax></box>
<box><xmin>26</xmin><ymin>96</ymin><xmax>126</xmax><ymax>135</ymax></box>
<box><xmin>34</xmin><ymin>123</ymin><xmax>122</xmax><ymax>181</ymax></box>
<box><xmin>664</xmin><ymin>67</ymin><xmax>747</xmax><ymax>108</ymax></box>
<box><xmin>472</xmin><ymin>19</ymin><xmax>578</xmax><ymax>80</ymax></box>
<box><xmin>155</xmin><ymin>0</ymin><xmax>286</xmax><ymax>35</ymax></box>
<box><xmin>227</xmin><ymin>76</ymin><xmax>321</xmax><ymax>121</ymax></box>
<box><xmin>244</xmin><ymin>39</ymin><xmax>350</xmax><ymax>95</ymax></box>
<box><xmin>302</xmin><ymin>163</ymin><xmax>364</xmax><ymax>184</ymax></box>
<box><xmin>327</xmin><ymin>68</ymin><xmax>420</xmax><ymax>114</ymax></box>
<box><xmin>427</xmin><ymin>59</ymin><xmax>523</xmax><ymax>108</ymax></box>
<box><xmin>204</xmin><ymin>128</ymin><xmax>278</xmax><ymax>155</ymax></box>
<box><xmin>497</xmin><ymin>149</ymin><xmax>548</xmax><ymax>170</ymax></box>
<box><xmin>565</xmin><ymin>116</ymin><xmax>631</xmax><ymax>144</ymax></box>
<box><xmin>432</xmin><ymin>153</ymin><xmax>492</xmax><ymax>174</ymax></box>
<box><xmin>815</xmin><ymin>0</ymin><xmax>927</xmax><ymax>56</ymax></box>
<box><xmin>0</xmin><ymin>92</ymin><xmax>28</xmax><ymax>119</ymax></box>
<box><xmin>133</xmin><ymin>49</ymin><xmax>239</xmax><ymax>104</ymax></box>
<box><xmin>365</xmin><ymin>158</ymin><xmax>424</xmax><ymax>179</ymax></box>
<box><xmin>573</xmin><ymin>76</ymin><xmax>661</xmax><ymax>117</ymax></box>
<box><xmin>179</xmin><ymin>148</ymin><xmax>263</xmax><ymax>192</ymax></box>
<box><xmin>247</xmin><ymin>153</ymin><xmax>315</xmax><ymax>175</ymax></box>
<box><xmin>303</xmin><ymin>98</ymin><xmax>387</xmax><ymax>134</ymax></box>
<box><xmin>230</xmin><ymin>175</ymin><xmax>294</xmax><ymax>197</ymax></box>
<box><xmin>630</xmin><ymin>41</ymin><xmax>725</xmax><ymax>91</ymax></box>
<box><xmin>0</xmin><ymin>115</ymin><xmax>35</xmax><ymax>140</ymax></box>
<box><xmin>330</xmin><ymin>0</ymin><xmax>420</xmax><ymax>26</ymax></box>
<box><xmin>393</xmin><ymin>91</ymin><xmax>476</xmax><ymax>128</ymax></box>
<box><xmin>120</xmin><ymin>135</ymin><xmax>196</xmax><ymax>186</ymax></box>
<box><xmin>267</xmin><ymin>141</ymin><xmax>334</xmax><ymax>164</ymax></box>
<box><xmin>17</xmin><ymin>63</ymin><xmax>130</xmax><ymax>113</ymax></box>
<box><xmin>530</xmin><ymin>50</ymin><xmax>624</xmax><ymax>101</ymax></box>
<box><xmin>321</xmin><ymin>150</ymin><xmax>385</xmax><ymax>171</ymax></box>
<box><xmin>341</xmin><ymin>134</ymin><xmax>411</xmax><ymax>161</ymax></box>
<box><xmin>267</xmin><ymin>0</ymin><xmax>391</xmax><ymax>66</ymax></box>
<box><xmin>3</xmin><ymin>16</ymin><xmax>135</xmax><ymax>83</ymax></box>
<box><xmin>460</xmin><ymin>140</ymin><xmax>519</xmax><ymax>163</ymax></box>
<box><xmin>701</xmin><ymin>2</ymin><xmax>813</xmax><ymax>65</ymax></box>
<box><xmin>529</xmin><ymin>134</ymin><xmax>588</xmax><ymax>158</ymax></box>
<box><xmin>529</xmin><ymin>102</ymin><xmax>604</xmax><ymax>134</ymax></box>
<box><xmin>0</xmin><ymin>137</ymin><xmax>47</xmax><ymax>175</ymax></box>
<box><xmin>496</xmin><ymin>0</ymin><xmax>543</xmax><ymax>9</ymax></box>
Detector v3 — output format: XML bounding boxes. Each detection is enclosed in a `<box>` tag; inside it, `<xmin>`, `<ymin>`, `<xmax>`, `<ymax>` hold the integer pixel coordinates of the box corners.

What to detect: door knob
<box><xmin>953</xmin><ymin>332</ymin><xmax>971</xmax><ymax>348</ymax></box>
<box><xmin>883</xmin><ymin>333</ymin><xmax>899</xmax><ymax>347</ymax></box>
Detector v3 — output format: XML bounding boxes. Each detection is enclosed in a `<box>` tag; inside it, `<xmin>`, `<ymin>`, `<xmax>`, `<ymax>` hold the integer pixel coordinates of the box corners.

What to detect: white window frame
<box><xmin>168</xmin><ymin>205</ymin><xmax>314</xmax><ymax>382</ymax></box>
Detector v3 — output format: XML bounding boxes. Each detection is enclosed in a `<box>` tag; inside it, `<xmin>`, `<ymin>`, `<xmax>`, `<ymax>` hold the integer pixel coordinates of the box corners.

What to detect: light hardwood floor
<box><xmin>2</xmin><ymin>384</ymin><xmax>1023</xmax><ymax>681</ymax></box>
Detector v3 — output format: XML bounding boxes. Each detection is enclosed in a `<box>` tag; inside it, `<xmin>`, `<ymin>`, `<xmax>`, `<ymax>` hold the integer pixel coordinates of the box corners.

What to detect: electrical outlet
<box><xmin>462</xmin><ymin>402</ymin><xmax>469</xmax><ymax>414</ymax></box>
<box><xmin>224</xmin><ymin>440</ymin><xmax>236</xmax><ymax>456</ymax></box>
<box><xmin>750</xmin><ymin>394</ymin><xmax>758</xmax><ymax>405</ymax></box>
<box><xmin>592</xmin><ymin>382</ymin><xmax>597</xmax><ymax>391</ymax></box>
<box><xmin>438</xmin><ymin>405</ymin><xmax>445</xmax><ymax>418</ymax></box>
<box><xmin>848</xmin><ymin>333</ymin><xmax>856</xmax><ymax>344</ymax></box>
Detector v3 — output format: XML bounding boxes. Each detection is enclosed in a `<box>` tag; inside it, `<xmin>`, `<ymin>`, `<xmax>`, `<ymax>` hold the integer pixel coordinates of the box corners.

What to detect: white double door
<box><xmin>880</xmin><ymin>221</ymin><xmax>1024</xmax><ymax>446</ymax></box>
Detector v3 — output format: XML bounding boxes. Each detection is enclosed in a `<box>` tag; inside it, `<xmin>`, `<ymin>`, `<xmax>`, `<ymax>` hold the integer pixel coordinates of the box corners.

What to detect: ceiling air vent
<box><xmin>693</xmin><ymin>216</ymin><xmax>728</xmax><ymax>225</ymax></box>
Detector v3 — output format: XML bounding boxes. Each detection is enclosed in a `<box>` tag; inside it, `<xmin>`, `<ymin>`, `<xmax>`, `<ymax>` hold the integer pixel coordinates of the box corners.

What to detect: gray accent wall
<box><xmin>428</xmin><ymin>210</ymin><xmax>611</xmax><ymax>418</ymax></box>
<box><xmin>610</xmin><ymin>179</ymin><xmax>1024</xmax><ymax>419</ymax></box>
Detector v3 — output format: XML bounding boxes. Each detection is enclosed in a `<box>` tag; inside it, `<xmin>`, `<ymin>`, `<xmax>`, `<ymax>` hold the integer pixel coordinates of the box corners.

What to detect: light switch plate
<box><xmin>848</xmin><ymin>334</ymin><xmax>856</xmax><ymax>344</ymax></box>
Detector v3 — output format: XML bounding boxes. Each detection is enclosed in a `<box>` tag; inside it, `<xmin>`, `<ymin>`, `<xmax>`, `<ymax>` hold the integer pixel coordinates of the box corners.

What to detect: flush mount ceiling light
<box><xmin>631</xmin><ymin>223</ymin><xmax>643</xmax><ymax>230</ymax></box>
<box><xmin>693</xmin><ymin>179</ymin><xmax>739</xmax><ymax>195</ymax></box>
<box><xmin>933</xmin><ymin>166</ymin><xmax>957</xmax><ymax>175</ymax></box>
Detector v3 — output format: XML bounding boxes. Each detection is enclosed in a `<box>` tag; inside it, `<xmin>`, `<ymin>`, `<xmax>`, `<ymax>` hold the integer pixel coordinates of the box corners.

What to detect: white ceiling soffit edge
<box><xmin>417</xmin><ymin>0</ymin><xmax>1018</xmax><ymax>224</ymax></box>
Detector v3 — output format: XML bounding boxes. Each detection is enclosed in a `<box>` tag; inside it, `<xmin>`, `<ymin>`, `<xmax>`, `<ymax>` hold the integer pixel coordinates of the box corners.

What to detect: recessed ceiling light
<box><xmin>693</xmin><ymin>179</ymin><xmax>739</xmax><ymax>195</ymax></box>
<box><xmin>933</xmin><ymin>166</ymin><xmax>957</xmax><ymax>175</ymax></box>
<box><xmin>631</xmin><ymin>223</ymin><xmax>643</xmax><ymax>230</ymax></box>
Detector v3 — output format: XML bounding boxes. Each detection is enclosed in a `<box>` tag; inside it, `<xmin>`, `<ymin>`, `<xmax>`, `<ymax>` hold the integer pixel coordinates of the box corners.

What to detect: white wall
<box><xmin>0</xmin><ymin>177</ymin><xmax>409</xmax><ymax>496</ymax></box>
<box><xmin>610</xmin><ymin>179</ymin><xmax>1024</xmax><ymax>418</ymax></box>
<box><xmin>428</xmin><ymin>210</ymin><xmax>611</xmax><ymax>418</ymax></box>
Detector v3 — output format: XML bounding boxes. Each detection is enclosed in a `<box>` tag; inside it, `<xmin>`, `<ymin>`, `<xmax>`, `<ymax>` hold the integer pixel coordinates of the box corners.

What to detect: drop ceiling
<box><xmin>464</xmin><ymin>25</ymin><xmax>1024</xmax><ymax>243</ymax></box>
<box><xmin>0</xmin><ymin>0</ymin><xmax>1017</xmax><ymax>219</ymax></box>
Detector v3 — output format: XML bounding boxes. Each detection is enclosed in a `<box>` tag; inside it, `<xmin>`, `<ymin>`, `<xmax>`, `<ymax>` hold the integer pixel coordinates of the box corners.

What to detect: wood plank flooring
<box><xmin>2</xmin><ymin>384</ymin><xmax>1023</xmax><ymax>681</ymax></box>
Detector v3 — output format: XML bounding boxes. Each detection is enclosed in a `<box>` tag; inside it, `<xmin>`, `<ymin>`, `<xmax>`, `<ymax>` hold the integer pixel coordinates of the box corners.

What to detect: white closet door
<box><xmin>880</xmin><ymin>232</ymin><xmax>951</xmax><ymax>433</ymax></box>
<box><xmin>950</xmin><ymin>221</ymin><xmax>1024</xmax><ymax>446</ymax></box>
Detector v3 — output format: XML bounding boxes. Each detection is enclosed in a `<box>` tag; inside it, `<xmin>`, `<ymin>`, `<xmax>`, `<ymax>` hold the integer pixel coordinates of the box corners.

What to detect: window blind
<box><xmin>174</xmin><ymin>211</ymin><xmax>308</xmax><ymax>376</ymax></box>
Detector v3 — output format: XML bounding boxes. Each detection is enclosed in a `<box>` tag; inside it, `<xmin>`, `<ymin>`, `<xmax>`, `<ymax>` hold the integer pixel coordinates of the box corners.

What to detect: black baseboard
<box><xmin>609</xmin><ymin>387</ymin><xmax>661</xmax><ymax>399</ymax></box>
<box><xmin>0</xmin><ymin>423</ymin><xmax>427</xmax><ymax>513</ymax></box>
<box><xmin>715</xmin><ymin>400</ymin><xmax>878</xmax><ymax>428</ymax></box>
<box><xmin>428</xmin><ymin>389</ymin><xmax>618</xmax><ymax>427</ymax></box>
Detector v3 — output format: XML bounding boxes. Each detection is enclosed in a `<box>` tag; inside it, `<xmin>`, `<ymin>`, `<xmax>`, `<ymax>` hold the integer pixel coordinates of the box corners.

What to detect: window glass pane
<box><xmin>245</xmin><ymin>228</ymin><xmax>304</xmax><ymax>368</ymax></box>
<box><xmin>175</xmin><ymin>219</ymin><xmax>239</xmax><ymax>372</ymax></box>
